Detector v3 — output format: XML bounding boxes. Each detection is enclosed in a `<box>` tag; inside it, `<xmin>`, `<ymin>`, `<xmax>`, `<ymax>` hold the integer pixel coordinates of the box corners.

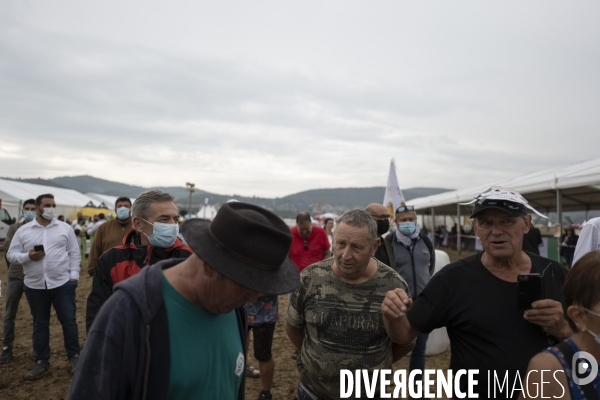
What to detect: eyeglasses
<box><xmin>474</xmin><ymin>200</ymin><xmax>525</xmax><ymax>212</ymax></box>
<box><xmin>395</xmin><ymin>205</ymin><xmax>415</xmax><ymax>214</ymax></box>
<box><xmin>303</xmin><ymin>238</ymin><xmax>308</xmax><ymax>251</ymax></box>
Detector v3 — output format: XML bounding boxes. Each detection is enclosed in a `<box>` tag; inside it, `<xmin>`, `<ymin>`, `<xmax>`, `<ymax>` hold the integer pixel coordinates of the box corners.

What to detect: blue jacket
<box><xmin>69</xmin><ymin>258</ymin><xmax>247</xmax><ymax>400</ymax></box>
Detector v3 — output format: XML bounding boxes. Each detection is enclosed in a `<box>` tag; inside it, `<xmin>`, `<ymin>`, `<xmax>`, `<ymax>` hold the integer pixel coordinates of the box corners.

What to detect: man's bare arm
<box><xmin>392</xmin><ymin>342</ymin><xmax>415</xmax><ymax>363</ymax></box>
<box><xmin>285</xmin><ymin>321</ymin><xmax>305</xmax><ymax>350</ymax></box>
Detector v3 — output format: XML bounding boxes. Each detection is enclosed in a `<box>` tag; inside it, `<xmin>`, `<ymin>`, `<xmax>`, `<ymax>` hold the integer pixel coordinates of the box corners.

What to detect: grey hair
<box><xmin>335</xmin><ymin>209</ymin><xmax>378</xmax><ymax>244</ymax></box>
<box><xmin>131</xmin><ymin>189</ymin><xmax>176</xmax><ymax>220</ymax></box>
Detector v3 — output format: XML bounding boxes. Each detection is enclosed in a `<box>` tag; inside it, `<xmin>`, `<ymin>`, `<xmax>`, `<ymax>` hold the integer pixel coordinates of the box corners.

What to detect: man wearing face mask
<box><xmin>0</xmin><ymin>199</ymin><xmax>36</xmax><ymax>363</ymax></box>
<box><xmin>385</xmin><ymin>205</ymin><xmax>435</xmax><ymax>398</ymax></box>
<box><xmin>365</xmin><ymin>203</ymin><xmax>395</xmax><ymax>268</ymax></box>
<box><xmin>6</xmin><ymin>194</ymin><xmax>81</xmax><ymax>379</ymax></box>
<box><xmin>86</xmin><ymin>190</ymin><xmax>192</xmax><ymax>332</ymax></box>
<box><xmin>86</xmin><ymin>197</ymin><xmax>134</xmax><ymax>277</ymax></box>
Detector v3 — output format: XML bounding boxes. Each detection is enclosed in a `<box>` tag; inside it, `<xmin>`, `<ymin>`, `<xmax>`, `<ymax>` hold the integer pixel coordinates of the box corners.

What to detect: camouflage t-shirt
<box><xmin>286</xmin><ymin>257</ymin><xmax>410</xmax><ymax>400</ymax></box>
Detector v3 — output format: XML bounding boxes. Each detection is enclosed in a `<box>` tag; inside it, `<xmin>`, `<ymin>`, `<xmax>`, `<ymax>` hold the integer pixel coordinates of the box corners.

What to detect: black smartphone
<box><xmin>34</xmin><ymin>245</ymin><xmax>45</xmax><ymax>252</ymax></box>
<box><xmin>517</xmin><ymin>273</ymin><xmax>544</xmax><ymax>309</ymax></box>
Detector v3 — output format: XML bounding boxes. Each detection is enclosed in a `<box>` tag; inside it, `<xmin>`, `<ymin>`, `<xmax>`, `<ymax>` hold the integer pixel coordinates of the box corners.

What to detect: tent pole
<box><xmin>457</xmin><ymin>203</ymin><xmax>462</xmax><ymax>255</ymax></box>
<box><xmin>556</xmin><ymin>189</ymin><xmax>563</xmax><ymax>263</ymax></box>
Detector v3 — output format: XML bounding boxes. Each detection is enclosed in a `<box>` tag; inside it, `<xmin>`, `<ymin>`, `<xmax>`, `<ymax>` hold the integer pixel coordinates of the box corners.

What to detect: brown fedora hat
<box><xmin>180</xmin><ymin>202</ymin><xmax>299</xmax><ymax>294</ymax></box>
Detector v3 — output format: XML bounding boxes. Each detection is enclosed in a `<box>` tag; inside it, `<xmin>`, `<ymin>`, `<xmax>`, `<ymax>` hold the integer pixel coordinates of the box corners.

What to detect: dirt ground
<box><xmin>0</xmin><ymin>247</ymin><xmax>473</xmax><ymax>399</ymax></box>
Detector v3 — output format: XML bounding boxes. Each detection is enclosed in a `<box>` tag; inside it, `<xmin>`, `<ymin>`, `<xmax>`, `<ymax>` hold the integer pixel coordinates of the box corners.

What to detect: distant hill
<box><xmin>280</xmin><ymin>187</ymin><xmax>449</xmax><ymax>207</ymax></box>
<box><xmin>2</xmin><ymin>177</ymin><xmax>68</xmax><ymax>189</ymax></box>
<box><xmin>52</xmin><ymin>176</ymin><xmax>158</xmax><ymax>198</ymax></box>
<box><xmin>6</xmin><ymin>175</ymin><xmax>452</xmax><ymax>218</ymax></box>
<box><xmin>263</xmin><ymin>187</ymin><xmax>451</xmax><ymax>217</ymax></box>
<box><xmin>51</xmin><ymin>175</ymin><xmax>216</xmax><ymax>201</ymax></box>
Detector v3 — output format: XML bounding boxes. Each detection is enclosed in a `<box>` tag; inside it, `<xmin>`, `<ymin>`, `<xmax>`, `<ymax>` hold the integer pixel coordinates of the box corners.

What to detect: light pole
<box><xmin>185</xmin><ymin>182</ymin><xmax>195</xmax><ymax>218</ymax></box>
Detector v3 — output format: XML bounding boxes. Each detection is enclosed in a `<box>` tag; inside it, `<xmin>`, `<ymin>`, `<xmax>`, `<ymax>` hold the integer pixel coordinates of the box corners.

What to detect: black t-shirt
<box><xmin>407</xmin><ymin>252</ymin><xmax>567</xmax><ymax>399</ymax></box>
<box><xmin>522</xmin><ymin>227</ymin><xmax>542</xmax><ymax>255</ymax></box>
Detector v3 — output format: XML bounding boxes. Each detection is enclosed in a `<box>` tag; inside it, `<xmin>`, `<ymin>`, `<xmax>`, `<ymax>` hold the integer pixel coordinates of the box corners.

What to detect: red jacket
<box><xmin>85</xmin><ymin>229</ymin><xmax>192</xmax><ymax>332</ymax></box>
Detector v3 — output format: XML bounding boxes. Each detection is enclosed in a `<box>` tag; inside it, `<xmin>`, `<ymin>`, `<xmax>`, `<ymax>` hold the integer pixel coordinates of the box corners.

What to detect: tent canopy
<box><xmin>86</xmin><ymin>193</ymin><xmax>136</xmax><ymax>210</ymax></box>
<box><xmin>0</xmin><ymin>178</ymin><xmax>95</xmax><ymax>219</ymax></box>
<box><xmin>196</xmin><ymin>205</ymin><xmax>218</xmax><ymax>220</ymax></box>
<box><xmin>69</xmin><ymin>207</ymin><xmax>115</xmax><ymax>222</ymax></box>
<box><xmin>410</xmin><ymin>158</ymin><xmax>600</xmax><ymax>215</ymax></box>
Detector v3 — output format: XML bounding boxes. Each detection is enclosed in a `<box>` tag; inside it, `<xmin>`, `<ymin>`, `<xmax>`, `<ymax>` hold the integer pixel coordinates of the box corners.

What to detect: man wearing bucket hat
<box><xmin>69</xmin><ymin>202</ymin><xmax>300</xmax><ymax>400</ymax></box>
<box><xmin>382</xmin><ymin>187</ymin><xmax>572</xmax><ymax>399</ymax></box>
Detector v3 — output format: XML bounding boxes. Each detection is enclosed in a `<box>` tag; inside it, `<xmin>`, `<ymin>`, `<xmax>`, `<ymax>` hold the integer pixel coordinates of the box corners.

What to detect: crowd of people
<box><xmin>1</xmin><ymin>186</ymin><xmax>599</xmax><ymax>399</ymax></box>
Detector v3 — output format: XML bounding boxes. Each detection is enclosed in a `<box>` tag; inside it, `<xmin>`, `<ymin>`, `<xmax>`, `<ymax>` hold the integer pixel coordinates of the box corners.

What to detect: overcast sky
<box><xmin>1</xmin><ymin>1</ymin><xmax>599</xmax><ymax>198</ymax></box>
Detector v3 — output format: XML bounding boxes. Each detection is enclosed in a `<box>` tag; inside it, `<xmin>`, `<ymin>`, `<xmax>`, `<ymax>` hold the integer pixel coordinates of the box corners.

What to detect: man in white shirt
<box><xmin>572</xmin><ymin>216</ymin><xmax>600</xmax><ymax>266</ymax></box>
<box><xmin>86</xmin><ymin>213</ymin><xmax>106</xmax><ymax>237</ymax></box>
<box><xmin>7</xmin><ymin>193</ymin><xmax>81</xmax><ymax>380</ymax></box>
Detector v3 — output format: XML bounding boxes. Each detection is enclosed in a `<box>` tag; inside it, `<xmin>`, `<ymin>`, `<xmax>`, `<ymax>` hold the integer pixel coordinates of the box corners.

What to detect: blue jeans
<box><xmin>409</xmin><ymin>332</ymin><xmax>430</xmax><ymax>398</ymax></box>
<box><xmin>24</xmin><ymin>280</ymin><xmax>80</xmax><ymax>361</ymax></box>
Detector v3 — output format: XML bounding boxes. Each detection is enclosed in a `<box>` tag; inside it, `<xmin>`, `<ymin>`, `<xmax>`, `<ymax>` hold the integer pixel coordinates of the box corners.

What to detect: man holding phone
<box><xmin>6</xmin><ymin>193</ymin><xmax>81</xmax><ymax>379</ymax></box>
<box><xmin>382</xmin><ymin>187</ymin><xmax>571</xmax><ymax>399</ymax></box>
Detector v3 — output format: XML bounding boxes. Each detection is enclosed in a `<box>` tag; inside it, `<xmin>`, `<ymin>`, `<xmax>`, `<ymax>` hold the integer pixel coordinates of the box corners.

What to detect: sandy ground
<box><xmin>0</xmin><ymin>247</ymin><xmax>473</xmax><ymax>399</ymax></box>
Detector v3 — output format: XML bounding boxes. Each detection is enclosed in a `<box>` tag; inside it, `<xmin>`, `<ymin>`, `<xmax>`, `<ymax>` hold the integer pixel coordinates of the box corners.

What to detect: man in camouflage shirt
<box><xmin>285</xmin><ymin>209</ymin><xmax>414</xmax><ymax>400</ymax></box>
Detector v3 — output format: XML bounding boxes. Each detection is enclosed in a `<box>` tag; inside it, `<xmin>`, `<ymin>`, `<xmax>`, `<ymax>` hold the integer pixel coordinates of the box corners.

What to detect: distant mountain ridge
<box><xmin>3</xmin><ymin>175</ymin><xmax>452</xmax><ymax>218</ymax></box>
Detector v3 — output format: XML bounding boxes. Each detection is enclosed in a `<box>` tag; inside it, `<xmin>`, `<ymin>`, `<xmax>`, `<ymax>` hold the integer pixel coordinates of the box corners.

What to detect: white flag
<box><xmin>383</xmin><ymin>159</ymin><xmax>406</xmax><ymax>217</ymax></box>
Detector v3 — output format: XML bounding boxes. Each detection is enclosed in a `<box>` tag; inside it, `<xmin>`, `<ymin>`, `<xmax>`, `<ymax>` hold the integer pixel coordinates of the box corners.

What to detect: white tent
<box><xmin>409</xmin><ymin>158</ymin><xmax>600</xmax><ymax>252</ymax></box>
<box><xmin>0</xmin><ymin>178</ymin><xmax>94</xmax><ymax>220</ymax></box>
<box><xmin>86</xmin><ymin>193</ymin><xmax>137</xmax><ymax>210</ymax></box>
<box><xmin>197</xmin><ymin>205</ymin><xmax>218</xmax><ymax>220</ymax></box>
<box><xmin>410</xmin><ymin>157</ymin><xmax>600</xmax><ymax>214</ymax></box>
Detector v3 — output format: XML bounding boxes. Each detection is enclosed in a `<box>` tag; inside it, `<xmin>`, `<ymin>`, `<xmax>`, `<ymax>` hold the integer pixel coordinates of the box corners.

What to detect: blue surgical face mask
<box><xmin>141</xmin><ymin>218</ymin><xmax>178</xmax><ymax>248</ymax></box>
<box><xmin>116</xmin><ymin>207</ymin><xmax>130</xmax><ymax>220</ymax></box>
<box><xmin>23</xmin><ymin>211</ymin><xmax>36</xmax><ymax>221</ymax></box>
<box><xmin>399</xmin><ymin>222</ymin><xmax>416</xmax><ymax>236</ymax></box>
<box><xmin>583</xmin><ymin>308</ymin><xmax>600</xmax><ymax>345</ymax></box>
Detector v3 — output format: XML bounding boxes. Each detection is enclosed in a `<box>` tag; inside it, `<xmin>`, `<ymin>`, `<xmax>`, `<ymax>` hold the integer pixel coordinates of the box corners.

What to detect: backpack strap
<box><xmin>419</xmin><ymin>232</ymin><xmax>434</xmax><ymax>259</ymax></box>
<box><xmin>555</xmin><ymin>341</ymin><xmax>599</xmax><ymax>400</ymax></box>
<box><xmin>385</xmin><ymin>231</ymin><xmax>395</xmax><ymax>244</ymax></box>
<box><xmin>419</xmin><ymin>232</ymin><xmax>436</xmax><ymax>276</ymax></box>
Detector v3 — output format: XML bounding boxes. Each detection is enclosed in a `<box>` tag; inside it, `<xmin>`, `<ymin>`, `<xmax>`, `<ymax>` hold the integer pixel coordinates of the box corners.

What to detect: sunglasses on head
<box><xmin>474</xmin><ymin>200</ymin><xmax>526</xmax><ymax>213</ymax></box>
<box><xmin>395</xmin><ymin>205</ymin><xmax>415</xmax><ymax>214</ymax></box>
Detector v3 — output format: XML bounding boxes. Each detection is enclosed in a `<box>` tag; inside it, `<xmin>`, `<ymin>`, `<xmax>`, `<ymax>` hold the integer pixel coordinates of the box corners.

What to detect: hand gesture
<box><xmin>381</xmin><ymin>288</ymin><xmax>412</xmax><ymax>320</ymax></box>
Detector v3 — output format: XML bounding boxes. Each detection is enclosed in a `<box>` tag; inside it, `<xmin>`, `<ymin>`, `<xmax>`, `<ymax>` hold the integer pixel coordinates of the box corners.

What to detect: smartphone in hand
<box><xmin>517</xmin><ymin>273</ymin><xmax>543</xmax><ymax>309</ymax></box>
<box><xmin>34</xmin><ymin>245</ymin><xmax>45</xmax><ymax>252</ymax></box>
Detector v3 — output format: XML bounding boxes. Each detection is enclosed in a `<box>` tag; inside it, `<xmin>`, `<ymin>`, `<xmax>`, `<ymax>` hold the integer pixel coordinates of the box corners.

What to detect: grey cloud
<box><xmin>1</xmin><ymin>1</ymin><xmax>600</xmax><ymax>197</ymax></box>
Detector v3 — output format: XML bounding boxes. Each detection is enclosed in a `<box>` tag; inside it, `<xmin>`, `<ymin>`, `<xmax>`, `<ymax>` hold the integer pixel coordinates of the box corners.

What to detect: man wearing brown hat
<box><xmin>69</xmin><ymin>202</ymin><xmax>300</xmax><ymax>400</ymax></box>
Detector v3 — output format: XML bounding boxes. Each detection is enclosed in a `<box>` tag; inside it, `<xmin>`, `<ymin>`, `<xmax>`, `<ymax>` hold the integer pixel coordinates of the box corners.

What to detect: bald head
<box><xmin>365</xmin><ymin>203</ymin><xmax>392</xmax><ymax>237</ymax></box>
<box><xmin>365</xmin><ymin>203</ymin><xmax>388</xmax><ymax>217</ymax></box>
